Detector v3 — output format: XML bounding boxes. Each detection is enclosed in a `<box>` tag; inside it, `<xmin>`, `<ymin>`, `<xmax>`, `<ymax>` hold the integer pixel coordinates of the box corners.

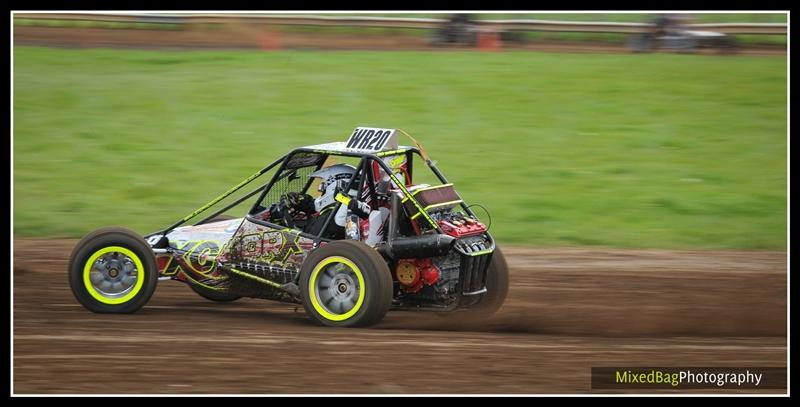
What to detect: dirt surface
<box><xmin>13</xmin><ymin>239</ymin><xmax>787</xmax><ymax>394</ymax></box>
<box><xmin>13</xmin><ymin>25</ymin><xmax>787</xmax><ymax>56</ymax></box>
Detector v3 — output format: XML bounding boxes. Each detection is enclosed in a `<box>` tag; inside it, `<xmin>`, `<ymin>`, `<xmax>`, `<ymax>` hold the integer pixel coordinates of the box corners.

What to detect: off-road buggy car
<box><xmin>68</xmin><ymin>127</ymin><xmax>508</xmax><ymax>327</ymax></box>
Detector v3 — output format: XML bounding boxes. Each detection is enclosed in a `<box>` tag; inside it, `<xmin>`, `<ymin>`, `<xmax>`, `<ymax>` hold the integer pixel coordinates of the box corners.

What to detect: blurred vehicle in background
<box><xmin>627</xmin><ymin>14</ymin><xmax>737</xmax><ymax>53</ymax></box>
<box><xmin>430</xmin><ymin>14</ymin><xmax>479</xmax><ymax>46</ymax></box>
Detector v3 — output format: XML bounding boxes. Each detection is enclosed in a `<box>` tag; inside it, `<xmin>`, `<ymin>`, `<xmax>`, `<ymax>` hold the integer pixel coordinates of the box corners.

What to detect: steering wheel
<box><xmin>277</xmin><ymin>196</ymin><xmax>296</xmax><ymax>229</ymax></box>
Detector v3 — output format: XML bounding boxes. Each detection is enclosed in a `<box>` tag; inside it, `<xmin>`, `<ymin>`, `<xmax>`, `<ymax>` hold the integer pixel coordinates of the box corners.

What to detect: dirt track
<box><xmin>13</xmin><ymin>239</ymin><xmax>786</xmax><ymax>394</ymax></box>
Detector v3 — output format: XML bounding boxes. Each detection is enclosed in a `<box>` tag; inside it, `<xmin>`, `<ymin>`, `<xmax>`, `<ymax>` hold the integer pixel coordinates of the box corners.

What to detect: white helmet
<box><xmin>309</xmin><ymin>164</ymin><xmax>357</xmax><ymax>213</ymax></box>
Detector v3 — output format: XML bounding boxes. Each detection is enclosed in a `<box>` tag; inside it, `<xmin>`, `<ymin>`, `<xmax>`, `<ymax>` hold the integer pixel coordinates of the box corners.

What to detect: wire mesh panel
<box><xmin>259</xmin><ymin>165</ymin><xmax>318</xmax><ymax>208</ymax></box>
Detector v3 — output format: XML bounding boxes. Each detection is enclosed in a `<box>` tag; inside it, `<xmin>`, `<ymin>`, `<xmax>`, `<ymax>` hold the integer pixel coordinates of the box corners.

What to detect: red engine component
<box><xmin>438</xmin><ymin>217</ymin><xmax>487</xmax><ymax>238</ymax></box>
<box><xmin>420</xmin><ymin>259</ymin><xmax>440</xmax><ymax>286</ymax></box>
<box><xmin>395</xmin><ymin>258</ymin><xmax>440</xmax><ymax>293</ymax></box>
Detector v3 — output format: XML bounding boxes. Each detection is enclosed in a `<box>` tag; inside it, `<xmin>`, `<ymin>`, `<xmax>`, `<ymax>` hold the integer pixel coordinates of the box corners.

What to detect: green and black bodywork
<box><xmin>68</xmin><ymin>128</ymin><xmax>509</xmax><ymax>327</ymax></box>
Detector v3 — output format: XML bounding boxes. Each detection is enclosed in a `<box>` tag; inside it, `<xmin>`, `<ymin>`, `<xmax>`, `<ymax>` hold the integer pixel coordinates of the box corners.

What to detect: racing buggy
<box><xmin>68</xmin><ymin>127</ymin><xmax>508</xmax><ymax>327</ymax></box>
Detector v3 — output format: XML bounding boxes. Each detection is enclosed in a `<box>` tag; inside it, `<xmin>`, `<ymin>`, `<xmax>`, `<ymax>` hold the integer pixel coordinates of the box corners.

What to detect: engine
<box><xmin>394</xmin><ymin>254</ymin><xmax>461</xmax><ymax>307</ymax></box>
<box><xmin>394</xmin><ymin>258</ymin><xmax>441</xmax><ymax>294</ymax></box>
<box><xmin>435</xmin><ymin>212</ymin><xmax>487</xmax><ymax>238</ymax></box>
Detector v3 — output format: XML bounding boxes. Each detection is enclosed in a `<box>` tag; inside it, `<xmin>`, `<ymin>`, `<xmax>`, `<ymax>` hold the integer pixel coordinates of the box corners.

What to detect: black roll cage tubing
<box><xmin>152</xmin><ymin>146</ymin><xmax>489</xmax><ymax>244</ymax></box>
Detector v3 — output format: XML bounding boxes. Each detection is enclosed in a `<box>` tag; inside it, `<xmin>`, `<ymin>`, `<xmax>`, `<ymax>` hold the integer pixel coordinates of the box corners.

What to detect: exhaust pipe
<box><xmin>379</xmin><ymin>234</ymin><xmax>456</xmax><ymax>259</ymax></box>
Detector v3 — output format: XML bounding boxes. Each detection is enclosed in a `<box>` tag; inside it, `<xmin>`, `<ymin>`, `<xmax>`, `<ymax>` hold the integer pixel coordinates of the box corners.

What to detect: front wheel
<box><xmin>68</xmin><ymin>227</ymin><xmax>158</xmax><ymax>313</ymax></box>
<box><xmin>299</xmin><ymin>241</ymin><xmax>393</xmax><ymax>327</ymax></box>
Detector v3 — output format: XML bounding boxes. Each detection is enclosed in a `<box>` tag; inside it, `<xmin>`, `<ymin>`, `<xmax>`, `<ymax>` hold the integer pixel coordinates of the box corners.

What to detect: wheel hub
<box><xmin>315</xmin><ymin>262</ymin><xmax>360</xmax><ymax>315</ymax></box>
<box><xmin>88</xmin><ymin>251</ymin><xmax>139</xmax><ymax>299</ymax></box>
<box><xmin>330</xmin><ymin>275</ymin><xmax>355</xmax><ymax>299</ymax></box>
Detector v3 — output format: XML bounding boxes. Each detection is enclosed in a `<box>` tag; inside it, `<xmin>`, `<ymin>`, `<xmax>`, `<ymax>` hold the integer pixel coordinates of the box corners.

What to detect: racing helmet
<box><xmin>309</xmin><ymin>163</ymin><xmax>357</xmax><ymax>213</ymax></box>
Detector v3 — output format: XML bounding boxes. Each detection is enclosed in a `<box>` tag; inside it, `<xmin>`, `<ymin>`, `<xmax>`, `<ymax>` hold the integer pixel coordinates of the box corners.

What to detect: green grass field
<box><xmin>13</xmin><ymin>47</ymin><xmax>786</xmax><ymax>249</ymax></box>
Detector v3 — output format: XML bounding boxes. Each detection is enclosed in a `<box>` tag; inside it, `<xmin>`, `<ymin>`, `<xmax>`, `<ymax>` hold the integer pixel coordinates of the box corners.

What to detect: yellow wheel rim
<box><xmin>83</xmin><ymin>246</ymin><xmax>146</xmax><ymax>305</ymax></box>
<box><xmin>308</xmin><ymin>256</ymin><xmax>365</xmax><ymax>321</ymax></box>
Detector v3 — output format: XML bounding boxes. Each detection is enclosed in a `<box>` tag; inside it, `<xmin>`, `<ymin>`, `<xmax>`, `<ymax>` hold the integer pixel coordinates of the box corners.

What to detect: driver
<box><xmin>273</xmin><ymin>164</ymin><xmax>370</xmax><ymax>239</ymax></box>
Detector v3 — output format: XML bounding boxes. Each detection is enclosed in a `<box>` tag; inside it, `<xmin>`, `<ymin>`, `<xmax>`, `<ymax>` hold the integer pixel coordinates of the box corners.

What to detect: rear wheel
<box><xmin>470</xmin><ymin>247</ymin><xmax>510</xmax><ymax>318</ymax></box>
<box><xmin>299</xmin><ymin>240</ymin><xmax>393</xmax><ymax>327</ymax></box>
<box><xmin>68</xmin><ymin>227</ymin><xmax>158</xmax><ymax>313</ymax></box>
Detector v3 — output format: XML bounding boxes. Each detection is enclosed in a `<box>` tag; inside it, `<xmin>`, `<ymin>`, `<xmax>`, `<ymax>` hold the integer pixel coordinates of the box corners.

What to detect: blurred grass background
<box><xmin>14</xmin><ymin>13</ymin><xmax>788</xmax><ymax>46</ymax></box>
<box><xmin>13</xmin><ymin>46</ymin><xmax>786</xmax><ymax>248</ymax></box>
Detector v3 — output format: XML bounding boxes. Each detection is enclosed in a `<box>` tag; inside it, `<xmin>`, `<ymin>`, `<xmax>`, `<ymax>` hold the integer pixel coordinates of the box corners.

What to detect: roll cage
<box><xmin>148</xmin><ymin>144</ymin><xmax>493</xmax><ymax>254</ymax></box>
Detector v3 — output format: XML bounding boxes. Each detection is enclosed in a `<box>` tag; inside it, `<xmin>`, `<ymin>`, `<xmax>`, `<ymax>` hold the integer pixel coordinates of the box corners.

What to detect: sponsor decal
<box><xmin>162</xmin><ymin>240</ymin><xmax>223</xmax><ymax>277</ymax></box>
<box><xmin>225</xmin><ymin>228</ymin><xmax>313</xmax><ymax>284</ymax></box>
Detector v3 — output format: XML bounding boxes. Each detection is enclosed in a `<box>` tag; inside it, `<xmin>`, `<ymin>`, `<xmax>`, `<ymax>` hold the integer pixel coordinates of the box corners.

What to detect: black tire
<box><xmin>470</xmin><ymin>246</ymin><xmax>510</xmax><ymax>318</ymax></box>
<box><xmin>187</xmin><ymin>279</ymin><xmax>241</xmax><ymax>302</ymax></box>
<box><xmin>68</xmin><ymin>227</ymin><xmax>158</xmax><ymax>313</ymax></box>
<box><xmin>299</xmin><ymin>240</ymin><xmax>393</xmax><ymax>327</ymax></box>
